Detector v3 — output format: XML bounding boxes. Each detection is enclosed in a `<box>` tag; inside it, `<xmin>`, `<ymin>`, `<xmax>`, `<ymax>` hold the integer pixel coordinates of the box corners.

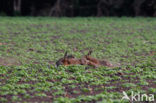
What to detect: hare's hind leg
<box><xmin>87</xmin><ymin>61</ymin><xmax>99</xmax><ymax>68</ymax></box>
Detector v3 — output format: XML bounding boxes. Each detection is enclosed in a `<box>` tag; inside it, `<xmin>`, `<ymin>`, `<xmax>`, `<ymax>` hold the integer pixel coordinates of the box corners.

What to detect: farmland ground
<box><xmin>0</xmin><ymin>17</ymin><xmax>156</xmax><ymax>103</ymax></box>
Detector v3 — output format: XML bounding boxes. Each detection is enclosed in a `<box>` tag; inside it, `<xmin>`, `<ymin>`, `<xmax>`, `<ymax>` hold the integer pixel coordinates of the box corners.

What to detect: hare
<box><xmin>80</xmin><ymin>50</ymin><xmax>100</xmax><ymax>68</ymax></box>
<box><xmin>55</xmin><ymin>50</ymin><xmax>113</xmax><ymax>68</ymax></box>
<box><xmin>56</xmin><ymin>51</ymin><xmax>81</xmax><ymax>67</ymax></box>
<box><xmin>81</xmin><ymin>50</ymin><xmax>113</xmax><ymax>67</ymax></box>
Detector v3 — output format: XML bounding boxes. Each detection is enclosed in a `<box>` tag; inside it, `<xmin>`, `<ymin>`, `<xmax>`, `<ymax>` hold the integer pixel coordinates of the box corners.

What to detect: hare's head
<box><xmin>56</xmin><ymin>51</ymin><xmax>75</xmax><ymax>67</ymax></box>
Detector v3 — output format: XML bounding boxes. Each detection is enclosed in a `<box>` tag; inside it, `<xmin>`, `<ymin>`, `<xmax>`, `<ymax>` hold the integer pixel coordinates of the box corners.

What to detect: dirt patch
<box><xmin>63</xmin><ymin>83</ymin><xmax>105</xmax><ymax>98</ymax></box>
<box><xmin>49</xmin><ymin>61</ymin><xmax>55</xmax><ymax>65</ymax></box>
<box><xmin>0</xmin><ymin>42</ymin><xmax>7</xmax><ymax>46</ymax></box>
<box><xmin>21</xmin><ymin>96</ymin><xmax>52</xmax><ymax>103</ymax></box>
<box><xmin>70</xmin><ymin>29</ymin><xmax>88</xmax><ymax>34</ymax></box>
<box><xmin>0</xmin><ymin>57</ymin><xmax>20</xmax><ymax>66</ymax></box>
<box><xmin>33</xmin><ymin>61</ymin><xmax>41</xmax><ymax>64</ymax></box>
<box><xmin>51</xmin><ymin>35</ymin><xmax>62</xmax><ymax>40</ymax></box>
<box><xmin>0</xmin><ymin>43</ymin><xmax>3</xmax><ymax>45</ymax></box>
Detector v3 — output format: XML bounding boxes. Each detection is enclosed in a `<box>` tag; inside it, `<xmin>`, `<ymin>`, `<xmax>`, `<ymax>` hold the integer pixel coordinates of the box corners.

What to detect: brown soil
<box><xmin>0</xmin><ymin>57</ymin><xmax>20</xmax><ymax>66</ymax></box>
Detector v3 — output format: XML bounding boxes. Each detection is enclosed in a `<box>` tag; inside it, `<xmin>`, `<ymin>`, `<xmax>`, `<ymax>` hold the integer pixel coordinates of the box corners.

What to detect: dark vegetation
<box><xmin>0</xmin><ymin>0</ymin><xmax>156</xmax><ymax>17</ymax></box>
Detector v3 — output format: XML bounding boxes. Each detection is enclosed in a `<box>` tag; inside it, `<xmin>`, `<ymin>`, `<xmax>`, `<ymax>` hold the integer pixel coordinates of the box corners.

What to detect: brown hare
<box><xmin>56</xmin><ymin>51</ymin><xmax>81</xmax><ymax>67</ymax></box>
<box><xmin>81</xmin><ymin>50</ymin><xmax>113</xmax><ymax>67</ymax></box>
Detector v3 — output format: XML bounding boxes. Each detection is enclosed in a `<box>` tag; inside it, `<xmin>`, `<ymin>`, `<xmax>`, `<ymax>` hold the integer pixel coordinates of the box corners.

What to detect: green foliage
<box><xmin>0</xmin><ymin>17</ymin><xmax>155</xmax><ymax>102</ymax></box>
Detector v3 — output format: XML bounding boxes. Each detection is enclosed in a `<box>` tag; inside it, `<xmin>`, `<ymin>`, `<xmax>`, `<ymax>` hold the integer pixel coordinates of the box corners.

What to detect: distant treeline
<box><xmin>0</xmin><ymin>0</ymin><xmax>156</xmax><ymax>17</ymax></box>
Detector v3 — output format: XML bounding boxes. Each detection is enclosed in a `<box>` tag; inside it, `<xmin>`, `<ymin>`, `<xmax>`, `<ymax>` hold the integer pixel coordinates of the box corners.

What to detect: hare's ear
<box><xmin>64</xmin><ymin>51</ymin><xmax>68</xmax><ymax>58</ymax></box>
<box><xmin>87</xmin><ymin>50</ymin><xmax>92</xmax><ymax>56</ymax></box>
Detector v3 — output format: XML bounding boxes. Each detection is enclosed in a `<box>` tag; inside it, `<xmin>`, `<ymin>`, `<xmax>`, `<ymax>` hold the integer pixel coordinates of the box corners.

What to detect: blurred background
<box><xmin>0</xmin><ymin>0</ymin><xmax>156</xmax><ymax>17</ymax></box>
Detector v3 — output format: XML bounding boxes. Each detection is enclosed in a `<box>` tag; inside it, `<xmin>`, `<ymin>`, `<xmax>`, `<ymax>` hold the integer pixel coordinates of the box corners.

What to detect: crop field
<box><xmin>0</xmin><ymin>17</ymin><xmax>156</xmax><ymax>103</ymax></box>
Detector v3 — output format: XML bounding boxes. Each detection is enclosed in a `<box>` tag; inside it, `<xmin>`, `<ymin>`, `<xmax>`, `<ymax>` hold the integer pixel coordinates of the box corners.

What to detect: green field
<box><xmin>0</xmin><ymin>17</ymin><xmax>156</xmax><ymax>103</ymax></box>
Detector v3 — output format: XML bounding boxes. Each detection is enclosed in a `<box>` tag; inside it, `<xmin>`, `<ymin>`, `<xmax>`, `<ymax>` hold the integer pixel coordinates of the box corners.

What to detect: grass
<box><xmin>0</xmin><ymin>17</ymin><xmax>156</xmax><ymax>103</ymax></box>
